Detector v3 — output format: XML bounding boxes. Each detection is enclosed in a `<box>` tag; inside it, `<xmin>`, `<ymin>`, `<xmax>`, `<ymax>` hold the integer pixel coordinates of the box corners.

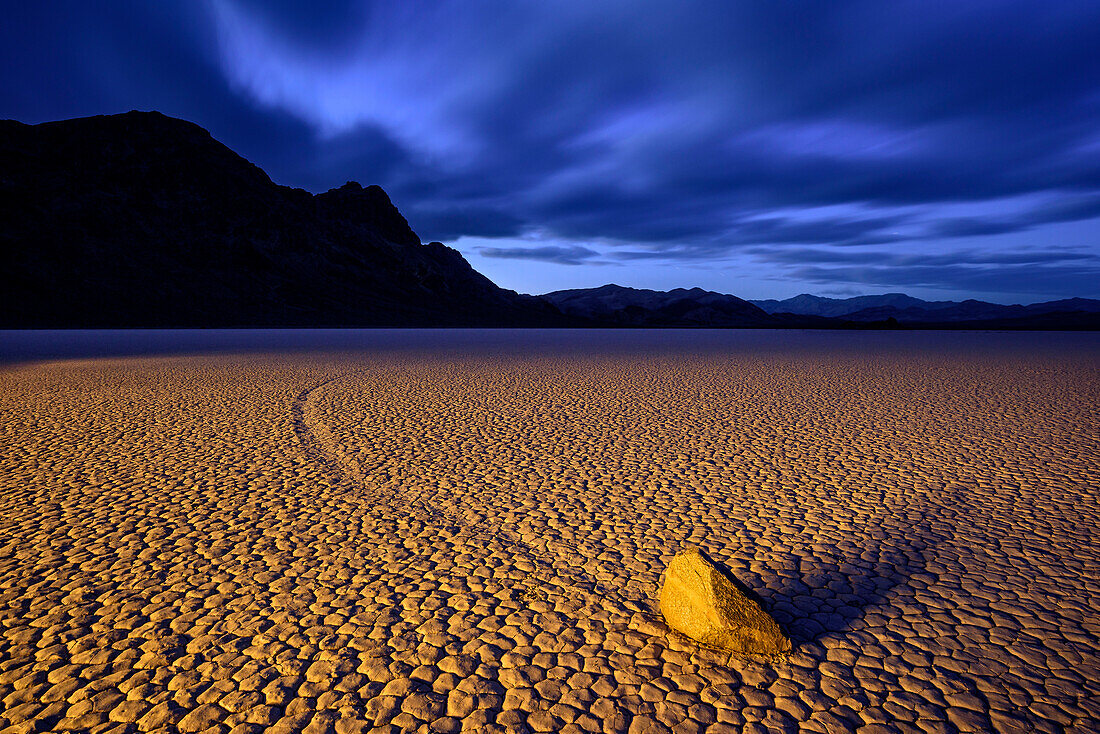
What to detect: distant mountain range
<box><xmin>546</xmin><ymin>285</ymin><xmax>1100</xmax><ymax>329</ymax></box>
<box><xmin>751</xmin><ymin>293</ymin><xmax>1100</xmax><ymax>322</ymax></box>
<box><xmin>1</xmin><ymin>111</ymin><xmax>1096</xmax><ymax>329</ymax></box>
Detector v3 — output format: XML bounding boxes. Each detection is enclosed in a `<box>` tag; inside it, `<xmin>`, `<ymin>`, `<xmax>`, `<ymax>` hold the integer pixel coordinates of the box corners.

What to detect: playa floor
<box><xmin>1</xmin><ymin>334</ymin><xmax>1098</xmax><ymax>733</ymax></box>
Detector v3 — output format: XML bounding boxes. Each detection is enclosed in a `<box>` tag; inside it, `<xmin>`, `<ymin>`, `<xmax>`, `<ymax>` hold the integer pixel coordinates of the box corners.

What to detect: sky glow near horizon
<box><xmin>3</xmin><ymin>1</ymin><xmax>1100</xmax><ymax>302</ymax></box>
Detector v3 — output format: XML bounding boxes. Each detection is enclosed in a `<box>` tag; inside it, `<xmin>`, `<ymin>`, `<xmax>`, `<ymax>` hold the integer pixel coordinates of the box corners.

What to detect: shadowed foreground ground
<box><xmin>1</xmin><ymin>336</ymin><xmax>1098</xmax><ymax>733</ymax></box>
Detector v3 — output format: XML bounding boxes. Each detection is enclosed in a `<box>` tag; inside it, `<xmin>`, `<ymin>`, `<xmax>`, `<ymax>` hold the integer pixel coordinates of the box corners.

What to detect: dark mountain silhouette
<box><xmin>543</xmin><ymin>284</ymin><xmax>778</xmax><ymax>327</ymax></box>
<box><xmin>0</xmin><ymin>110</ymin><xmax>571</xmax><ymax>327</ymax></box>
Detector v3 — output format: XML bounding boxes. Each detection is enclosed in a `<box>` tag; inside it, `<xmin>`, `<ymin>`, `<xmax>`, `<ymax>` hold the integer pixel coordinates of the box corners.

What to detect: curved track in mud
<box><xmin>290</xmin><ymin>370</ymin><xmax>663</xmax><ymax>619</ymax></box>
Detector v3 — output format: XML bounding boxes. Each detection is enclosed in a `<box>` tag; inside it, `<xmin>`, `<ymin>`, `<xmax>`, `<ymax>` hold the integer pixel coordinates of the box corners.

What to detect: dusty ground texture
<box><xmin>1</xmin><ymin>334</ymin><xmax>1098</xmax><ymax>733</ymax></box>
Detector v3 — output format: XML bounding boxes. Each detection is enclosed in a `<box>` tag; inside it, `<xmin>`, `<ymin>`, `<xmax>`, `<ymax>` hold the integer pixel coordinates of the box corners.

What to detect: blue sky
<box><xmin>4</xmin><ymin>1</ymin><xmax>1100</xmax><ymax>302</ymax></box>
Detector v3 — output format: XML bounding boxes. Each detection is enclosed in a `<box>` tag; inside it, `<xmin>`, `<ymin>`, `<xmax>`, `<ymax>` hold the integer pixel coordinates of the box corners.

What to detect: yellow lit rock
<box><xmin>659</xmin><ymin>546</ymin><xmax>791</xmax><ymax>655</ymax></box>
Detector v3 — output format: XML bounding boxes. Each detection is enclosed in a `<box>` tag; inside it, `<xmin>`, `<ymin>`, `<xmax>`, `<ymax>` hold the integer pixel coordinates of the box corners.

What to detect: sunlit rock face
<box><xmin>660</xmin><ymin>546</ymin><xmax>791</xmax><ymax>655</ymax></box>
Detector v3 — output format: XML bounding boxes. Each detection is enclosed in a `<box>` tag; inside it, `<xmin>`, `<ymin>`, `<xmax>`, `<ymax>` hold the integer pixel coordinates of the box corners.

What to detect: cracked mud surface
<box><xmin>1</xmin><ymin>332</ymin><xmax>1098</xmax><ymax>733</ymax></box>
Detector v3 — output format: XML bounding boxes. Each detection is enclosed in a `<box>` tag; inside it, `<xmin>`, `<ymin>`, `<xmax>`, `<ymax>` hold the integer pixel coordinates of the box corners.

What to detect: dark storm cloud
<box><xmin>203</xmin><ymin>1</ymin><xmax>1100</xmax><ymax>258</ymax></box>
<box><xmin>754</xmin><ymin>247</ymin><xmax>1099</xmax><ymax>268</ymax></box>
<box><xmin>788</xmin><ymin>262</ymin><xmax>1100</xmax><ymax>298</ymax></box>
<box><xmin>928</xmin><ymin>219</ymin><xmax>1026</xmax><ymax>239</ymax></box>
<box><xmin>293</xmin><ymin>123</ymin><xmax>414</xmax><ymax>194</ymax></box>
<box><xmin>479</xmin><ymin>245</ymin><xmax>600</xmax><ymax>266</ymax></box>
<box><xmin>409</xmin><ymin>207</ymin><xmax>526</xmax><ymax>242</ymax></box>
<box><xmin>0</xmin><ymin>1</ymin><xmax>323</xmax><ymax>188</ymax></box>
<box><xmin>221</xmin><ymin>0</ymin><xmax>367</xmax><ymax>52</ymax></box>
<box><xmin>752</xmin><ymin>244</ymin><xmax>1100</xmax><ymax>296</ymax></box>
<box><xmin>4</xmin><ymin>1</ymin><xmax>1100</xmax><ymax>297</ymax></box>
<box><xmin>929</xmin><ymin>193</ymin><xmax>1100</xmax><ymax>239</ymax></box>
<box><xmin>725</xmin><ymin>215</ymin><xmax>906</xmax><ymax>247</ymax></box>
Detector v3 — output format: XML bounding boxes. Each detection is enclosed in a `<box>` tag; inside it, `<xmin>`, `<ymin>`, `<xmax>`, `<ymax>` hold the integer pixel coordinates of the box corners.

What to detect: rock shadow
<box><xmin>700</xmin><ymin>492</ymin><xmax>943</xmax><ymax>648</ymax></box>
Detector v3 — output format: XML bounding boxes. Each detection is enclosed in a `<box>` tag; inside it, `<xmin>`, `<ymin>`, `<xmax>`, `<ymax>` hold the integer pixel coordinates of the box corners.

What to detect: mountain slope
<box><xmin>0</xmin><ymin>111</ymin><xmax>568</xmax><ymax>327</ymax></box>
<box><xmin>544</xmin><ymin>284</ymin><xmax>777</xmax><ymax>327</ymax></box>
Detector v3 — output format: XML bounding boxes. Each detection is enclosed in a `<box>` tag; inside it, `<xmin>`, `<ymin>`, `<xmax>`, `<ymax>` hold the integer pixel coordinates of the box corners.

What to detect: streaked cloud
<box><xmin>479</xmin><ymin>245</ymin><xmax>601</xmax><ymax>266</ymax></box>
<box><xmin>3</xmin><ymin>1</ymin><xmax>1100</xmax><ymax>299</ymax></box>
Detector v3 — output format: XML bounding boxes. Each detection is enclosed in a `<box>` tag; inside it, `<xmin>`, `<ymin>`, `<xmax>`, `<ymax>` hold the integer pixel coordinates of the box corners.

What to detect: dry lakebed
<box><xmin>1</xmin><ymin>329</ymin><xmax>1098</xmax><ymax>733</ymax></box>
